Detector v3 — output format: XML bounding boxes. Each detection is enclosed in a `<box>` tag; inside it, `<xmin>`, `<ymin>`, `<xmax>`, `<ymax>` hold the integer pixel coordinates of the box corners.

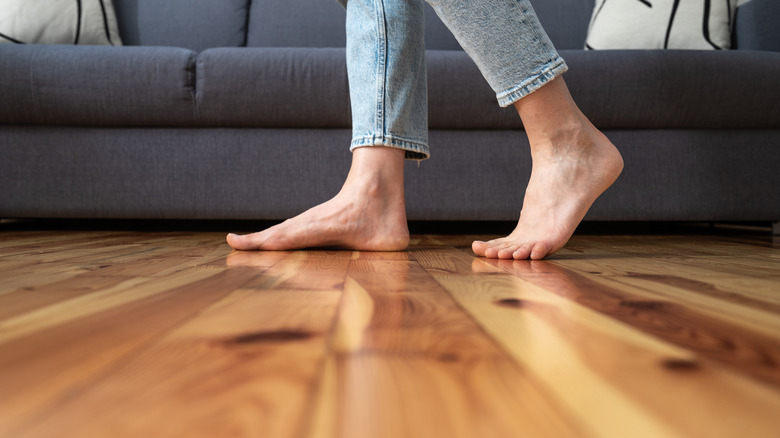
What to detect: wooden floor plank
<box><xmin>0</xmin><ymin>236</ymin><xmax>143</xmax><ymax>261</ymax></box>
<box><xmin>463</xmin><ymin>250</ymin><xmax>780</xmax><ymax>387</ymax></box>
<box><xmin>312</xmin><ymin>355</ymin><xmax>582</xmax><ymax>438</ymax></box>
<box><xmin>226</xmin><ymin>250</ymin><xmax>352</xmax><ymax>291</ymax></box>
<box><xmin>568</xmin><ymin>234</ymin><xmax>780</xmax><ymax>277</ymax></box>
<box><xmin>417</xmin><ymin>247</ymin><xmax>780</xmax><ymax>438</ymax></box>
<box><xmin>0</xmin><ymin>274</ymin><xmax>138</xmax><ymax>322</ymax></box>
<box><xmin>0</xmin><ymin>231</ymin><xmax>127</xmax><ymax>251</ymax></box>
<box><xmin>1</xmin><ymin>229</ymin><xmax>779</xmax><ymax>438</ymax></box>
<box><xmin>13</xmin><ymin>256</ymin><xmax>342</xmax><ymax>438</ymax></box>
<box><xmin>306</xmin><ymin>257</ymin><xmax>585</xmax><ymax>438</ymax></box>
<box><xmin>0</xmin><ymin>265</ymin><xmax>259</xmax><ymax>437</ymax></box>
<box><xmin>553</xmin><ymin>248</ymin><xmax>780</xmax><ymax>307</ymax></box>
<box><xmin>541</xmin><ymin>254</ymin><xmax>780</xmax><ymax>331</ymax></box>
<box><xmin>0</xmin><ymin>270</ymin><xmax>213</xmax><ymax>345</ymax></box>
<box><xmin>0</xmin><ymin>262</ymin><xmax>95</xmax><ymax>295</ymax></box>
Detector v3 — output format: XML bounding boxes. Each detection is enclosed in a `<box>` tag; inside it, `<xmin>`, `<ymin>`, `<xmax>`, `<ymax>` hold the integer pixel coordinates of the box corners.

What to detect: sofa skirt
<box><xmin>1</xmin><ymin>126</ymin><xmax>778</xmax><ymax>222</ymax></box>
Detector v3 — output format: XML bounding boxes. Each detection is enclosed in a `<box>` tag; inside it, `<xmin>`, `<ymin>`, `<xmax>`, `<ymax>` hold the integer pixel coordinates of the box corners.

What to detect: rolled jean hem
<box><xmin>350</xmin><ymin>135</ymin><xmax>431</xmax><ymax>160</ymax></box>
<box><xmin>495</xmin><ymin>57</ymin><xmax>569</xmax><ymax>108</ymax></box>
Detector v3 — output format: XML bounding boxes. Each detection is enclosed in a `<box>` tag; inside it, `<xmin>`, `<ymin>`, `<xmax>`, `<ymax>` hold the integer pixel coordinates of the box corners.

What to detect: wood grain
<box><xmin>470</xmin><ymin>249</ymin><xmax>780</xmax><ymax>387</ymax></box>
<box><xmin>419</xmin><ymin>249</ymin><xmax>780</xmax><ymax>438</ymax></box>
<box><xmin>0</xmin><ymin>228</ymin><xmax>778</xmax><ymax>438</ymax></box>
<box><xmin>308</xmin><ymin>262</ymin><xmax>583</xmax><ymax>438</ymax></box>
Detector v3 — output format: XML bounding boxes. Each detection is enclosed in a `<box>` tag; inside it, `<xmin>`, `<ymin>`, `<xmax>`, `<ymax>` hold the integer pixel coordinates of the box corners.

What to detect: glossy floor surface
<box><xmin>1</xmin><ymin>225</ymin><xmax>779</xmax><ymax>438</ymax></box>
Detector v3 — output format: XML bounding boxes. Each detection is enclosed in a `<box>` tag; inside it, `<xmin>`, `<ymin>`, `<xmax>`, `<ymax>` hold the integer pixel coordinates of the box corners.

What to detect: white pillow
<box><xmin>0</xmin><ymin>0</ymin><xmax>122</xmax><ymax>45</ymax></box>
<box><xmin>585</xmin><ymin>0</ymin><xmax>737</xmax><ymax>50</ymax></box>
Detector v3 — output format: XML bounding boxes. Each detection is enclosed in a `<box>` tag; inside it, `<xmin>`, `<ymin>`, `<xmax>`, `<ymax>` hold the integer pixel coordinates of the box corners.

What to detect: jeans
<box><xmin>340</xmin><ymin>0</ymin><xmax>568</xmax><ymax>160</ymax></box>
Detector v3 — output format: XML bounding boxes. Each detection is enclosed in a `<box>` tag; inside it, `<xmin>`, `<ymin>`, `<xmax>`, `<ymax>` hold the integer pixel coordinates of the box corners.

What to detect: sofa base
<box><xmin>1</xmin><ymin>126</ymin><xmax>778</xmax><ymax>222</ymax></box>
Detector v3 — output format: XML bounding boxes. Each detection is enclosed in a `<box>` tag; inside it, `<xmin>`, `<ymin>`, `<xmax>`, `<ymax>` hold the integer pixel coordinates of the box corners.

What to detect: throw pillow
<box><xmin>585</xmin><ymin>0</ymin><xmax>737</xmax><ymax>50</ymax></box>
<box><xmin>0</xmin><ymin>0</ymin><xmax>122</xmax><ymax>45</ymax></box>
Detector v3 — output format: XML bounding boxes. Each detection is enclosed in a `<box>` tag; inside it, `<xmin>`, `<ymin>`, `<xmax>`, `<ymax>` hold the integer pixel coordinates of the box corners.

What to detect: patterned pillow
<box><xmin>0</xmin><ymin>0</ymin><xmax>122</xmax><ymax>45</ymax></box>
<box><xmin>585</xmin><ymin>0</ymin><xmax>737</xmax><ymax>50</ymax></box>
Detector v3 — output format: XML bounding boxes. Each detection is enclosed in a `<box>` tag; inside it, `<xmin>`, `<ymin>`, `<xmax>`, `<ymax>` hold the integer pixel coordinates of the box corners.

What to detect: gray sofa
<box><xmin>2</xmin><ymin>0</ymin><xmax>779</xmax><ymax>227</ymax></box>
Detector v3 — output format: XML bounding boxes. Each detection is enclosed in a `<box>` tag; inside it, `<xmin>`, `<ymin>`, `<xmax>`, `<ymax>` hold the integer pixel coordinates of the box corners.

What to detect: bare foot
<box><xmin>227</xmin><ymin>147</ymin><xmax>410</xmax><ymax>251</ymax></box>
<box><xmin>473</xmin><ymin>126</ymin><xmax>622</xmax><ymax>259</ymax></box>
<box><xmin>472</xmin><ymin>77</ymin><xmax>623</xmax><ymax>260</ymax></box>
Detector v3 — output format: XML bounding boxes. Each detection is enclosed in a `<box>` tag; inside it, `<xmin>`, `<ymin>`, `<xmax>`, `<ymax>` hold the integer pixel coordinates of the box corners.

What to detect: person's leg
<box><xmin>227</xmin><ymin>0</ymin><xmax>427</xmax><ymax>251</ymax></box>
<box><xmin>346</xmin><ymin>0</ymin><xmax>430</xmax><ymax>160</ymax></box>
<box><xmin>427</xmin><ymin>0</ymin><xmax>623</xmax><ymax>259</ymax></box>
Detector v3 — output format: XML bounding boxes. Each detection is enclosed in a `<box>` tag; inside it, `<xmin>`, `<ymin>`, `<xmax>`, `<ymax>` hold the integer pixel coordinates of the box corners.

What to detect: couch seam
<box><xmin>29</xmin><ymin>46</ymin><xmax>41</xmax><ymax>121</ymax></box>
<box><xmin>242</xmin><ymin>0</ymin><xmax>253</xmax><ymax>47</ymax></box>
<box><xmin>188</xmin><ymin>51</ymin><xmax>200</xmax><ymax>123</ymax></box>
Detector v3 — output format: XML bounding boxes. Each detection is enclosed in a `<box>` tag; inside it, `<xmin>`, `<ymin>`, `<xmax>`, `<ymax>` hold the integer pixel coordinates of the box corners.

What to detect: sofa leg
<box><xmin>773</xmin><ymin>221</ymin><xmax>780</xmax><ymax>236</ymax></box>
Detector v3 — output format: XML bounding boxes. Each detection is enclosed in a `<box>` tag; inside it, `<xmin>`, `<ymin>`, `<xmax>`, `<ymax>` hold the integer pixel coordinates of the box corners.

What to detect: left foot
<box><xmin>226</xmin><ymin>147</ymin><xmax>409</xmax><ymax>252</ymax></box>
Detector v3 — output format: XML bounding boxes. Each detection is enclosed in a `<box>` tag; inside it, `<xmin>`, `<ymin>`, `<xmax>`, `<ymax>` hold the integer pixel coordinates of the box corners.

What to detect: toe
<box><xmin>493</xmin><ymin>241</ymin><xmax>517</xmax><ymax>258</ymax></box>
<box><xmin>512</xmin><ymin>243</ymin><xmax>533</xmax><ymax>260</ymax></box>
<box><xmin>477</xmin><ymin>238</ymin><xmax>507</xmax><ymax>258</ymax></box>
<box><xmin>226</xmin><ymin>233</ymin><xmax>243</xmax><ymax>249</ymax></box>
<box><xmin>529</xmin><ymin>241</ymin><xmax>550</xmax><ymax>260</ymax></box>
<box><xmin>497</xmin><ymin>246</ymin><xmax>519</xmax><ymax>259</ymax></box>
<box><xmin>483</xmin><ymin>246</ymin><xmax>499</xmax><ymax>258</ymax></box>
<box><xmin>227</xmin><ymin>232</ymin><xmax>264</xmax><ymax>251</ymax></box>
<box><xmin>472</xmin><ymin>240</ymin><xmax>488</xmax><ymax>256</ymax></box>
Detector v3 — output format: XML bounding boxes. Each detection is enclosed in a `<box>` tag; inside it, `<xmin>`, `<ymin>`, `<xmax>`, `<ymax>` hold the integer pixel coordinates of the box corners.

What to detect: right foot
<box><xmin>472</xmin><ymin>77</ymin><xmax>624</xmax><ymax>260</ymax></box>
<box><xmin>227</xmin><ymin>147</ymin><xmax>409</xmax><ymax>252</ymax></box>
<box><xmin>472</xmin><ymin>125</ymin><xmax>622</xmax><ymax>259</ymax></box>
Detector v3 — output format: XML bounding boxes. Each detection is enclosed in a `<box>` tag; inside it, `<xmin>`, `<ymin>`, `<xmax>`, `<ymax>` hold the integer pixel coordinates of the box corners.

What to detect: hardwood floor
<box><xmin>0</xmin><ymin>225</ymin><xmax>779</xmax><ymax>438</ymax></box>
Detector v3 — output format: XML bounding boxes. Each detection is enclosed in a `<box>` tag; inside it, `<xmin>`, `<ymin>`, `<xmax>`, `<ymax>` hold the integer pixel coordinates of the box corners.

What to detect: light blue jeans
<box><xmin>339</xmin><ymin>0</ymin><xmax>568</xmax><ymax>160</ymax></box>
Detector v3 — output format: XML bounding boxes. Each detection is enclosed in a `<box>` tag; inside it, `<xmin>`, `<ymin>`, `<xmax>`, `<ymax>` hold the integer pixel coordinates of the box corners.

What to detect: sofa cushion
<box><xmin>113</xmin><ymin>0</ymin><xmax>249</xmax><ymax>51</ymax></box>
<box><xmin>246</xmin><ymin>0</ymin><xmax>461</xmax><ymax>50</ymax></box>
<box><xmin>735</xmin><ymin>0</ymin><xmax>780</xmax><ymax>51</ymax></box>
<box><xmin>0</xmin><ymin>45</ymin><xmax>197</xmax><ymax>126</ymax></box>
<box><xmin>246</xmin><ymin>0</ymin><xmax>346</xmax><ymax>48</ymax></box>
<box><xmin>193</xmin><ymin>47</ymin><xmax>507</xmax><ymax>129</ymax></box>
<box><xmin>529</xmin><ymin>0</ymin><xmax>594</xmax><ymax>50</ymax></box>
<box><xmin>247</xmin><ymin>0</ymin><xmax>589</xmax><ymax>51</ymax></box>
<box><xmin>563</xmin><ymin>49</ymin><xmax>780</xmax><ymax>129</ymax></box>
<box><xmin>0</xmin><ymin>0</ymin><xmax>122</xmax><ymax>46</ymax></box>
<box><xmin>585</xmin><ymin>0</ymin><xmax>736</xmax><ymax>50</ymax></box>
<box><xmin>429</xmin><ymin>49</ymin><xmax>780</xmax><ymax>129</ymax></box>
<box><xmin>193</xmin><ymin>47</ymin><xmax>780</xmax><ymax>130</ymax></box>
<box><xmin>195</xmin><ymin>47</ymin><xmax>351</xmax><ymax>127</ymax></box>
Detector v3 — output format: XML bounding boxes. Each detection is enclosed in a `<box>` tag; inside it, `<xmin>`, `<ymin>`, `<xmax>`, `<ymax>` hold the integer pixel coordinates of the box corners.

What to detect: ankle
<box><xmin>343</xmin><ymin>147</ymin><xmax>406</xmax><ymax>198</ymax></box>
<box><xmin>350</xmin><ymin>146</ymin><xmax>405</xmax><ymax>173</ymax></box>
<box><xmin>528</xmin><ymin>118</ymin><xmax>593</xmax><ymax>158</ymax></box>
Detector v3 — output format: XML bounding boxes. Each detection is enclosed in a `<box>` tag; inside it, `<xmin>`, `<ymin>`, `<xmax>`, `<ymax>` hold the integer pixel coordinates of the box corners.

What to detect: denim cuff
<box><xmin>350</xmin><ymin>135</ymin><xmax>430</xmax><ymax>160</ymax></box>
<box><xmin>496</xmin><ymin>57</ymin><xmax>569</xmax><ymax>107</ymax></box>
